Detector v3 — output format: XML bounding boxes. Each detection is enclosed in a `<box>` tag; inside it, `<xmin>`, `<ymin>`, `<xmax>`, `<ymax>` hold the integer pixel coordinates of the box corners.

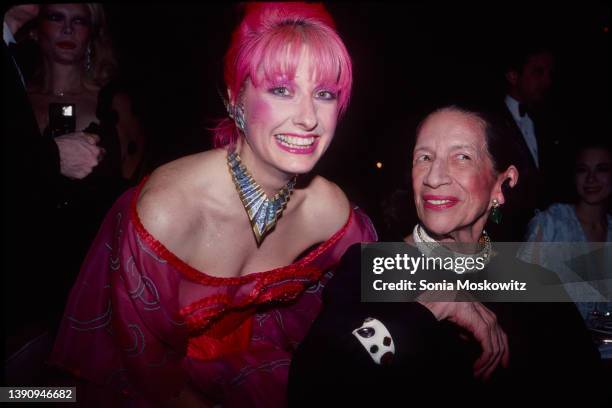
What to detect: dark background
<box><xmin>31</xmin><ymin>2</ymin><xmax>612</xmax><ymax>234</ymax></box>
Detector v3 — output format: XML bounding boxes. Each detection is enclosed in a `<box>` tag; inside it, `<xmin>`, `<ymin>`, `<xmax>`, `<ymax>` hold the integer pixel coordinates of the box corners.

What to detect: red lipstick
<box><xmin>422</xmin><ymin>195</ymin><xmax>459</xmax><ymax>210</ymax></box>
<box><xmin>274</xmin><ymin>133</ymin><xmax>319</xmax><ymax>155</ymax></box>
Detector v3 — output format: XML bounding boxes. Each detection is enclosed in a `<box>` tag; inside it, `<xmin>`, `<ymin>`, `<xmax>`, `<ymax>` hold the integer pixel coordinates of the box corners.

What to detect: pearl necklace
<box><xmin>412</xmin><ymin>224</ymin><xmax>491</xmax><ymax>274</ymax></box>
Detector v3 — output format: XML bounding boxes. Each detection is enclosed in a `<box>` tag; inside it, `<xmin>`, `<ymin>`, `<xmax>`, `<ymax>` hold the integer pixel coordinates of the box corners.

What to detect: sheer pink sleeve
<box><xmin>49</xmin><ymin>189</ymin><xmax>188</xmax><ymax>402</ymax></box>
<box><xmin>50</xmin><ymin>191</ymin><xmax>377</xmax><ymax>407</ymax></box>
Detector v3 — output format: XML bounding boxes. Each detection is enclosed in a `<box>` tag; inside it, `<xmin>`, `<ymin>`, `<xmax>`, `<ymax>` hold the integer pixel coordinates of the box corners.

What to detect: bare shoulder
<box><xmin>136</xmin><ymin>149</ymin><xmax>227</xmax><ymax>240</ymax></box>
<box><xmin>143</xmin><ymin>148</ymin><xmax>226</xmax><ymax>191</ymax></box>
<box><xmin>136</xmin><ymin>167</ymin><xmax>189</xmax><ymax>242</ymax></box>
<box><xmin>301</xmin><ymin>176</ymin><xmax>351</xmax><ymax>239</ymax></box>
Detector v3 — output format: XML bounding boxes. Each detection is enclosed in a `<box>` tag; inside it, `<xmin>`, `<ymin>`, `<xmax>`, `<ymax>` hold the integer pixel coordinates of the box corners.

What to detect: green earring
<box><xmin>490</xmin><ymin>199</ymin><xmax>502</xmax><ymax>224</ymax></box>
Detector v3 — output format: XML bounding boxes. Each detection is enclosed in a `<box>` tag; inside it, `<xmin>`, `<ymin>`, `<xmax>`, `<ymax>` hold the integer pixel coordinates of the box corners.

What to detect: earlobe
<box><xmin>494</xmin><ymin>165</ymin><xmax>519</xmax><ymax>205</ymax></box>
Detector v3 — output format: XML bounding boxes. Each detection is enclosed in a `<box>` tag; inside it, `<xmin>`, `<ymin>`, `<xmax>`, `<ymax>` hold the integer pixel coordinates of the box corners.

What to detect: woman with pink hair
<box><xmin>50</xmin><ymin>3</ymin><xmax>376</xmax><ymax>406</ymax></box>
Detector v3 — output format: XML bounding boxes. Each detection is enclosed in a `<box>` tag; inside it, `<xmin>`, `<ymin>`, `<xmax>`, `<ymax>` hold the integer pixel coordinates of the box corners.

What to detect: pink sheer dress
<box><xmin>50</xmin><ymin>179</ymin><xmax>377</xmax><ymax>407</ymax></box>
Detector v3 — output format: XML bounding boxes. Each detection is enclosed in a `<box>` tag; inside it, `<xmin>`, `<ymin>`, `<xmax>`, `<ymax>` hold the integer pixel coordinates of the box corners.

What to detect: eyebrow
<box><xmin>46</xmin><ymin>9</ymin><xmax>88</xmax><ymax>18</ymax></box>
<box><xmin>576</xmin><ymin>161</ymin><xmax>612</xmax><ymax>166</ymax></box>
<box><xmin>448</xmin><ymin>144</ymin><xmax>476</xmax><ymax>150</ymax></box>
<box><xmin>261</xmin><ymin>76</ymin><xmax>294</xmax><ymax>87</ymax></box>
<box><xmin>413</xmin><ymin>144</ymin><xmax>476</xmax><ymax>151</ymax></box>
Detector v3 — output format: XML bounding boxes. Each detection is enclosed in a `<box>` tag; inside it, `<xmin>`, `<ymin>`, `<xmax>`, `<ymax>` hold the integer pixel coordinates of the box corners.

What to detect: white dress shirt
<box><xmin>505</xmin><ymin>95</ymin><xmax>539</xmax><ymax>168</ymax></box>
<box><xmin>3</xmin><ymin>21</ymin><xmax>16</xmax><ymax>45</ymax></box>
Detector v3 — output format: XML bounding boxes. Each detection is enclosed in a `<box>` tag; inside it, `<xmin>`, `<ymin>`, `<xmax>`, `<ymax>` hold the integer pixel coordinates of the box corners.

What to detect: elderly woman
<box><xmin>49</xmin><ymin>3</ymin><xmax>376</xmax><ymax>407</ymax></box>
<box><xmin>289</xmin><ymin>105</ymin><xmax>603</xmax><ymax>407</ymax></box>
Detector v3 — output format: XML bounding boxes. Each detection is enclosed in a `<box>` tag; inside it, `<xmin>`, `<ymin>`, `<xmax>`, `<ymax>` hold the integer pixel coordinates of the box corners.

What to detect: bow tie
<box><xmin>518</xmin><ymin>103</ymin><xmax>529</xmax><ymax>117</ymax></box>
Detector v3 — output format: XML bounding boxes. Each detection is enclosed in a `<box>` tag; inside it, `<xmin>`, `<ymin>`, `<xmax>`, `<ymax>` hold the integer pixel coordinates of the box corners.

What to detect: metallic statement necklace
<box><xmin>413</xmin><ymin>224</ymin><xmax>491</xmax><ymax>274</ymax></box>
<box><xmin>227</xmin><ymin>149</ymin><xmax>297</xmax><ymax>246</ymax></box>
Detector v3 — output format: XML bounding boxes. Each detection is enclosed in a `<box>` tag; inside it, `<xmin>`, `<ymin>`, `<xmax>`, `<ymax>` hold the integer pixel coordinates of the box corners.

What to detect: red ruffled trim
<box><xmin>129</xmin><ymin>176</ymin><xmax>350</xmax><ymax>336</ymax></box>
<box><xmin>129</xmin><ymin>176</ymin><xmax>354</xmax><ymax>286</ymax></box>
<box><xmin>180</xmin><ymin>266</ymin><xmax>320</xmax><ymax>333</ymax></box>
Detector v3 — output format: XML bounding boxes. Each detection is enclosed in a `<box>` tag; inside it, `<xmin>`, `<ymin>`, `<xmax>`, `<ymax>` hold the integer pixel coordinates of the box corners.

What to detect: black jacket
<box><xmin>289</xmin><ymin>244</ymin><xmax>607</xmax><ymax>407</ymax></box>
<box><xmin>2</xmin><ymin>40</ymin><xmax>63</xmax><ymax>336</ymax></box>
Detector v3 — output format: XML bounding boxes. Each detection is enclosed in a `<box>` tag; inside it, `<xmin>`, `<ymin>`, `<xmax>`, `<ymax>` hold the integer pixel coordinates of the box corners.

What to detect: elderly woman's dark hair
<box><xmin>414</xmin><ymin>103</ymin><xmax>519</xmax><ymax>175</ymax></box>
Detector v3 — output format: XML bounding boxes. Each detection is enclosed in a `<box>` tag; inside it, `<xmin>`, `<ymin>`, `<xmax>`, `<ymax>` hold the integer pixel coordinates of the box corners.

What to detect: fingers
<box><xmin>474</xmin><ymin>306</ymin><xmax>500</xmax><ymax>379</ymax></box>
<box><xmin>71</xmin><ymin>147</ymin><xmax>99</xmax><ymax>179</ymax></box>
<box><xmin>79</xmin><ymin>142</ymin><xmax>102</xmax><ymax>161</ymax></box>
<box><xmin>55</xmin><ymin>135</ymin><xmax>102</xmax><ymax>179</ymax></box>
<box><xmin>86</xmin><ymin>146</ymin><xmax>102</xmax><ymax>167</ymax></box>
<box><xmin>489</xmin><ymin>307</ymin><xmax>509</xmax><ymax>370</ymax></box>
<box><xmin>472</xmin><ymin>304</ymin><xmax>506</xmax><ymax>381</ymax></box>
<box><xmin>479</xmin><ymin>332</ymin><xmax>503</xmax><ymax>380</ymax></box>
<box><xmin>74</xmin><ymin>133</ymin><xmax>102</xmax><ymax>160</ymax></box>
<box><xmin>468</xmin><ymin>304</ymin><xmax>495</xmax><ymax>377</ymax></box>
<box><xmin>438</xmin><ymin>300</ymin><xmax>509</xmax><ymax>382</ymax></box>
<box><xmin>81</xmin><ymin>132</ymin><xmax>100</xmax><ymax>145</ymax></box>
<box><xmin>57</xmin><ymin>131</ymin><xmax>100</xmax><ymax>145</ymax></box>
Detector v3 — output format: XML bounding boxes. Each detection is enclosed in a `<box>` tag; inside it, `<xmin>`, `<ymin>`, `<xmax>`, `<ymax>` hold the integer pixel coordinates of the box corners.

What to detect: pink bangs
<box><xmin>215</xmin><ymin>2</ymin><xmax>352</xmax><ymax>147</ymax></box>
<box><xmin>250</xmin><ymin>24</ymin><xmax>352</xmax><ymax>110</ymax></box>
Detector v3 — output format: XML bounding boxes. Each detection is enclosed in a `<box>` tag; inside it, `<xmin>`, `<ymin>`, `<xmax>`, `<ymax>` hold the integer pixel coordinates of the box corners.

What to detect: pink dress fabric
<box><xmin>49</xmin><ymin>179</ymin><xmax>377</xmax><ymax>407</ymax></box>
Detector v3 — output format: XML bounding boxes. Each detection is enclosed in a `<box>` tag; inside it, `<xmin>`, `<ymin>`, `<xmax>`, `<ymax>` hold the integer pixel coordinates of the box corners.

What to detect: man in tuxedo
<box><xmin>504</xmin><ymin>47</ymin><xmax>553</xmax><ymax>177</ymax></box>
<box><xmin>2</xmin><ymin>4</ymin><xmax>102</xmax><ymax>378</ymax></box>
<box><xmin>490</xmin><ymin>44</ymin><xmax>569</xmax><ymax>241</ymax></box>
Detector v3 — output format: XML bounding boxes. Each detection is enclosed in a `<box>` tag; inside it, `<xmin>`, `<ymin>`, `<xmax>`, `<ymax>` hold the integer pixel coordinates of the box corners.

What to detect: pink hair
<box><xmin>213</xmin><ymin>2</ymin><xmax>353</xmax><ymax>147</ymax></box>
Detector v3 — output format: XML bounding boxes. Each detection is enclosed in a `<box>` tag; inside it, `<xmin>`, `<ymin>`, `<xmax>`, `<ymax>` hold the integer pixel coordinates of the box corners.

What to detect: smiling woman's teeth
<box><xmin>275</xmin><ymin>135</ymin><xmax>315</xmax><ymax>147</ymax></box>
<box><xmin>428</xmin><ymin>200</ymin><xmax>451</xmax><ymax>205</ymax></box>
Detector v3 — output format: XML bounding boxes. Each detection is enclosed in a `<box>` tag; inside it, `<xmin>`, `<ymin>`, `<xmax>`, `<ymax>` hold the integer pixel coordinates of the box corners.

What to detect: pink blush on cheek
<box><xmin>249</xmin><ymin>99</ymin><xmax>272</xmax><ymax>123</ymax></box>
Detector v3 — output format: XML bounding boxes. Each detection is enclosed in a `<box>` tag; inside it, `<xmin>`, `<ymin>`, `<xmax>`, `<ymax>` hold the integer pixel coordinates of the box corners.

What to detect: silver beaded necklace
<box><xmin>227</xmin><ymin>149</ymin><xmax>297</xmax><ymax>246</ymax></box>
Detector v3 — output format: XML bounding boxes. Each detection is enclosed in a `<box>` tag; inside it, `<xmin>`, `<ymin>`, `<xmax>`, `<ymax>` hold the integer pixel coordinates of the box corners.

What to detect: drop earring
<box><xmin>226</xmin><ymin>102</ymin><xmax>246</xmax><ymax>133</ymax></box>
<box><xmin>233</xmin><ymin>105</ymin><xmax>246</xmax><ymax>132</ymax></box>
<box><xmin>489</xmin><ymin>199</ymin><xmax>502</xmax><ymax>224</ymax></box>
